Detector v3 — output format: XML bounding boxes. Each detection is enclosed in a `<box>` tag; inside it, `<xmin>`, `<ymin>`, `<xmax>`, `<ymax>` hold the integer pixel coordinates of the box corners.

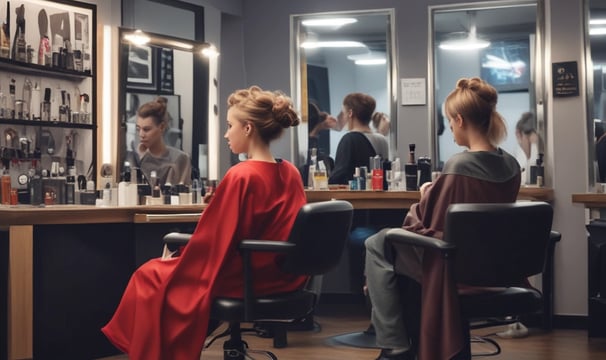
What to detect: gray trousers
<box><xmin>364</xmin><ymin>228</ymin><xmax>423</xmax><ymax>350</ymax></box>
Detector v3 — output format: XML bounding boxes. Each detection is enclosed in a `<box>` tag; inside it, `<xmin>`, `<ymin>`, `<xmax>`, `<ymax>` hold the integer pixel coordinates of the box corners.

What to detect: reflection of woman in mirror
<box><xmin>130</xmin><ymin>98</ymin><xmax>191</xmax><ymax>186</ymax></box>
<box><xmin>514</xmin><ymin>112</ymin><xmax>540</xmax><ymax>185</ymax></box>
<box><xmin>329</xmin><ymin>93</ymin><xmax>389</xmax><ymax>184</ymax></box>
<box><xmin>371</xmin><ymin>111</ymin><xmax>391</xmax><ymax>136</ymax></box>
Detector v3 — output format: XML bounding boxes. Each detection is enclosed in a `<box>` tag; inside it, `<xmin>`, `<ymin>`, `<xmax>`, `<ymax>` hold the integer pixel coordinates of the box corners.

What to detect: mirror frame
<box><xmin>117</xmin><ymin>27</ymin><xmax>210</xmax><ymax>180</ymax></box>
<box><xmin>428</xmin><ymin>0</ymin><xmax>546</xmax><ymax>174</ymax></box>
<box><xmin>585</xmin><ymin>0</ymin><xmax>600</xmax><ymax>187</ymax></box>
<box><xmin>289</xmin><ymin>8</ymin><xmax>398</xmax><ymax>167</ymax></box>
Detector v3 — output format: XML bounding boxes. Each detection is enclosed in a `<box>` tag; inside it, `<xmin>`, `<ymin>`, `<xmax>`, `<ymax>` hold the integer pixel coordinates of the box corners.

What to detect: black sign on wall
<box><xmin>552</xmin><ymin>61</ymin><xmax>579</xmax><ymax>97</ymax></box>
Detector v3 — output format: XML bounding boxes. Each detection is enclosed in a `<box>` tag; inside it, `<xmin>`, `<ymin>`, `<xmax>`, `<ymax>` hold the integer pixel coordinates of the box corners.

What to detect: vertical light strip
<box><xmin>208</xmin><ymin>53</ymin><xmax>219</xmax><ymax>179</ymax></box>
<box><xmin>102</xmin><ymin>25</ymin><xmax>113</xmax><ymax>164</ymax></box>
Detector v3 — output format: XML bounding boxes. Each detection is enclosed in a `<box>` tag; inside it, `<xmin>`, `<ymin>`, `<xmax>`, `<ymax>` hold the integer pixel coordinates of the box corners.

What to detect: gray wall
<box><xmin>234</xmin><ymin>0</ymin><xmax>589</xmax><ymax>319</ymax></box>
<box><xmin>121</xmin><ymin>0</ymin><xmax>589</xmax><ymax>319</ymax></box>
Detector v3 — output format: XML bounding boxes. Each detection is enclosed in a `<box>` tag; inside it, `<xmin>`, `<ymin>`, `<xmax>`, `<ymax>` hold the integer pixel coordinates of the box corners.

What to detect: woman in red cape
<box><xmin>102</xmin><ymin>86</ymin><xmax>307</xmax><ymax>360</ymax></box>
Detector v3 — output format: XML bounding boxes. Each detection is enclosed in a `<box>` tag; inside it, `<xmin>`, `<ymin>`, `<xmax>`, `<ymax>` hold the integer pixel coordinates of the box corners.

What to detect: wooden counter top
<box><xmin>306</xmin><ymin>186</ymin><xmax>554</xmax><ymax>209</ymax></box>
<box><xmin>0</xmin><ymin>204</ymin><xmax>207</xmax><ymax>226</ymax></box>
<box><xmin>571</xmin><ymin>193</ymin><xmax>606</xmax><ymax>207</ymax></box>
<box><xmin>0</xmin><ymin>186</ymin><xmax>555</xmax><ymax>226</ymax></box>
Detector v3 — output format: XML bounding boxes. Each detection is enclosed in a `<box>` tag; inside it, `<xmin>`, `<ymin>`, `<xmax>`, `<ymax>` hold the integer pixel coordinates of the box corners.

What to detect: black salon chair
<box><xmin>385</xmin><ymin>201</ymin><xmax>560</xmax><ymax>359</ymax></box>
<box><xmin>163</xmin><ymin>200</ymin><xmax>354</xmax><ymax>360</ymax></box>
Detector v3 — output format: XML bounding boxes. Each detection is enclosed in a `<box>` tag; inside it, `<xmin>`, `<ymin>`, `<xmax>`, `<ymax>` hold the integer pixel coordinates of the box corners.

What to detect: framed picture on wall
<box><xmin>126</xmin><ymin>44</ymin><xmax>157</xmax><ymax>91</ymax></box>
<box><xmin>157</xmin><ymin>48</ymin><xmax>174</xmax><ymax>94</ymax></box>
<box><xmin>480</xmin><ymin>39</ymin><xmax>531</xmax><ymax>92</ymax></box>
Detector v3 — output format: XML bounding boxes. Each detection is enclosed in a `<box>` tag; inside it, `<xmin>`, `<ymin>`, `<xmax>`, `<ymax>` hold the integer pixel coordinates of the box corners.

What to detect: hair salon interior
<box><xmin>1</xmin><ymin>0</ymin><xmax>606</xmax><ymax>359</ymax></box>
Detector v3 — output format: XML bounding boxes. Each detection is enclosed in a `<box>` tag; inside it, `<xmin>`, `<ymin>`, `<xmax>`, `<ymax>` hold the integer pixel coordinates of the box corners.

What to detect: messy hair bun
<box><xmin>137</xmin><ymin>97</ymin><xmax>168</xmax><ymax>127</ymax></box>
<box><xmin>445</xmin><ymin>77</ymin><xmax>507</xmax><ymax>146</ymax></box>
<box><xmin>228</xmin><ymin>85</ymin><xmax>300</xmax><ymax>143</ymax></box>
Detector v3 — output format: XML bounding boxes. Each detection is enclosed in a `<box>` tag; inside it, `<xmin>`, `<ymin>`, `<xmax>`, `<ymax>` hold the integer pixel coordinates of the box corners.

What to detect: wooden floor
<box><xmin>99</xmin><ymin>303</ymin><xmax>606</xmax><ymax>360</ymax></box>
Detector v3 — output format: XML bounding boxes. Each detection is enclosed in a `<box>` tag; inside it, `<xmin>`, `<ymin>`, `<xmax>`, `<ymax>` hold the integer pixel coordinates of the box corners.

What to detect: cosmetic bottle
<box><xmin>22</xmin><ymin>78</ymin><xmax>32</xmax><ymax>119</ymax></box>
<box><xmin>350</xmin><ymin>167</ymin><xmax>360</xmax><ymax>191</ymax></box>
<box><xmin>102</xmin><ymin>182</ymin><xmax>111</xmax><ymax>206</ymax></box>
<box><xmin>65</xmin><ymin>167</ymin><xmax>76</xmax><ymax>205</ymax></box>
<box><xmin>404</xmin><ymin>144</ymin><xmax>418</xmax><ymax>191</ymax></box>
<box><xmin>118</xmin><ymin>162</ymin><xmax>129</xmax><ymax>206</ymax></box>
<box><xmin>59</xmin><ymin>90</ymin><xmax>68</xmax><ymax>122</ymax></box>
<box><xmin>163</xmin><ymin>182</ymin><xmax>173</xmax><ymax>205</ymax></box>
<box><xmin>1</xmin><ymin>167</ymin><xmax>11</xmax><ymax>205</ymax></box>
<box><xmin>0</xmin><ymin>84</ymin><xmax>6</xmax><ymax>118</ymax></box>
<box><xmin>391</xmin><ymin>157</ymin><xmax>401</xmax><ymax>190</ymax></box>
<box><xmin>38</xmin><ymin>35</ymin><xmax>51</xmax><ymax>66</ymax></box>
<box><xmin>150</xmin><ymin>170</ymin><xmax>158</xmax><ymax>192</ymax></box>
<box><xmin>41</xmin><ymin>88</ymin><xmax>51</xmax><ymax>121</ymax></box>
<box><xmin>51</xmin><ymin>84</ymin><xmax>60</xmax><ymax>121</ymax></box>
<box><xmin>371</xmin><ymin>155</ymin><xmax>383</xmax><ymax>191</ymax></box>
<box><xmin>382</xmin><ymin>157</ymin><xmax>391</xmax><ymax>191</ymax></box>
<box><xmin>313</xmin><ymin>160</ymin><xmax>328</xmax><ymax>190</ymax></box>
<box><xmin>15</xmin><ymin>28</ymin><xmax>26</xmax><ymax>62</ymax></box>
<box><xmin>308</xmin><ymin>147</ymin><xmax>317</xmax><ymax>189</ymax></box>
<box><xmin>530</xmin><ymin>153</ymin><xmax>544</xmax><ymax>187</ymax></box>
<box><xmin>30</xmin><ymin>82</ymin><xmax>40</xmax><ymax>120</ymax></box>
<box><xmin>358</xmin><ymin>166</ymin><xmax>367</xmax><ymax>191</ymax></box>
<box><xmin>191</xmin><ymin>178</ymin><xmax>201</xmax><ymax>204</ymax></box>
<box><xmin>7</xmin><ymin>78</ymin><xmax>15</xmax><ymax>119</ymax></box>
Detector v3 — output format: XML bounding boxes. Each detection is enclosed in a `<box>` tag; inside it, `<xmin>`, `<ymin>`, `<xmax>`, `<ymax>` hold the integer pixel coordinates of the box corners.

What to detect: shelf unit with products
<box><xmin>0</xmin><ymin>0</ymin><xmax>96</xmax><ymax>206</ymax></box>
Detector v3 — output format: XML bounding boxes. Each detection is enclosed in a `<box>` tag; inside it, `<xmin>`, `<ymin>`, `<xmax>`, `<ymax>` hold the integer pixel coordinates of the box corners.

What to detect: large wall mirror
<box><xmin>430</xmin><ymin>1</ymin><xmax>545</xmax><ymax>185</ymax></box>
<box><xmin>117</xmin><ymin>28</ymin><xmax>209</xmax><ymax>183</ymax></box>
<box><xmin>586</xmin><ymin>0</ymin><xmax>606</xmax><ymax>186</ymax></box>
<box><xmin>290</xmin><ymin>9</ymin><xmax>397</xmax><ymax>170</ymax></box>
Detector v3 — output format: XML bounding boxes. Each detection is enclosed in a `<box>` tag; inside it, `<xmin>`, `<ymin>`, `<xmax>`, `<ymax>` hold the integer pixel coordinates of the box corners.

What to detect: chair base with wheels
<box><xmin>163</xmin><ymin>200</ymin><xmax>354</xmax><ymax>360</ymax></box>
<box><xmin>385</xmin><ymin>202</ymin><xmax>560</xmax><ymax>360</ymax></box>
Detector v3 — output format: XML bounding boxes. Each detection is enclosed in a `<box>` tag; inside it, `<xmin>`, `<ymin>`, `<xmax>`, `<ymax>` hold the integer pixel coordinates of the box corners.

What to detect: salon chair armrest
<box><xmin>163</xmin><ymin>232</ymin><xmax>192</xmax><ymax>252</ymax></box>
<box><xmin>385</xmin><ymin>228</ymin><xmax>456</xmax><ymax>258</ymax></box>
<box><xmin>240</xmin><ymin>240</ymin><xmax>296</xmax><ymax>253</ymax></box>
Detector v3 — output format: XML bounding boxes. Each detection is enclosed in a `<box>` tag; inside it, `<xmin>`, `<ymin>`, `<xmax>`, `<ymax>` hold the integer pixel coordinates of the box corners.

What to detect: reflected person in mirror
<box><xmin>102</xmin><ymin>86</ymin><xmax>307</xmax><ymax>360</ymax></box>
<box><xmin>365</xmin><ymin>77</ymin><xmax>521</xmax><ymax>360</ymax></box>
<box><xmin>514</xmin><ymin>111</ymin><xmax>540</xmax><ymax>185</ymax></box>
<box><xmin>329</xmin><ymin>93</ymin><xmax>389</xmax><ymax>184</ymax></box>
<box><xmin>130</xmin><ymin>97</ymin><xmax>192</xmax><ymax>186</ymax></box>
<box><xmin>372</xmin><ymin>111</ymin><xmax>391</xmax><ymax>137</ymax></box>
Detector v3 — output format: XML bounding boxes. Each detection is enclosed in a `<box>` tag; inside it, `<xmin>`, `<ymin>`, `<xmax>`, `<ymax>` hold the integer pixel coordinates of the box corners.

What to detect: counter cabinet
<box><xmin>1</xmin><ymin>204</ymin><xmax>205</xmax><ymax>360</ymax></box>
<box><xmin>1</xmin><ymin>186</ymin><xmax>555</xmax><ymax>359</ymax></box>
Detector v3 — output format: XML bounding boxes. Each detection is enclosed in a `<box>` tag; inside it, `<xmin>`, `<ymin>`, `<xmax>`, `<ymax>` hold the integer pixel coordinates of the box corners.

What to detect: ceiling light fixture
<box><xmin>590</xmin><ymin>19</ymin><xmax>606</xmax><ymax>36</ymax></box>
<box><xmin>438</xmin><ymin>11</ymin><xmax>490</xmax><ymax>51</ymax></box>
<box><xmin>301</xmin><ymin>40</ymin><xmax>366</xmax><ymax>49</ymax></box>
<box><xmin>123</xmin><ymin>29</ymin><xmax>150</xmax><ymax>46</ymax></box>
<box><xmin>347</xmin><ymin>51</ymin><xmax>386</xmax><ymax>65</ymax></box>
<box><xmin>302</xmin><ymin>18</ymin><xmax>357</xmax><ymax>27</ymax></box>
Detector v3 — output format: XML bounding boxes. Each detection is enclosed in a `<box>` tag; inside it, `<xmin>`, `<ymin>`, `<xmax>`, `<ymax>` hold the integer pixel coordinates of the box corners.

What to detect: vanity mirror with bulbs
<box><xmin>430</xmin><ymin>1</ymin><xmax>546</xmax><ymax>186</ymax></box>
<box><xmin>116</xmin><ymin>27</ymin><xmax>210</xmax><ymax>188</ymax></box>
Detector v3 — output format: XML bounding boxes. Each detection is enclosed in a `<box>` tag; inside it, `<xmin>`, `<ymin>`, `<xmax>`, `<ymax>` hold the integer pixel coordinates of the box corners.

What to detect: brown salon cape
<box><xmin>102</xmin><ymin>159</ymin><xmax>308</xmax><ymax>360</ymax></box>
<box><xmin>396</xmin><ymin>149</ymin><xmax>521</xmax><ymax>360</ymax></box>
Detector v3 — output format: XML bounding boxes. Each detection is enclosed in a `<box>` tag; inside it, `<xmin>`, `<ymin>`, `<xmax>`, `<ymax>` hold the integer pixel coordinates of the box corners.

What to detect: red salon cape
<box><xmin>102</xmin><ymin>160</ymin><xmax>307</xmax><ymax>360</ymax></box>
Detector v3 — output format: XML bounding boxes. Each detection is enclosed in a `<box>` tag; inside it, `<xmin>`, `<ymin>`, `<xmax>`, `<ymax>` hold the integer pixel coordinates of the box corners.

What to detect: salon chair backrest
<box><xmin>444</xmin><ymin>201</ymin><xmax>553</xmax><ymax>287</ymax></box>
<box><xmin>278</xmin><ymin>200</ymin><xmax>353</xmax><ymax>275</ymax></box>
